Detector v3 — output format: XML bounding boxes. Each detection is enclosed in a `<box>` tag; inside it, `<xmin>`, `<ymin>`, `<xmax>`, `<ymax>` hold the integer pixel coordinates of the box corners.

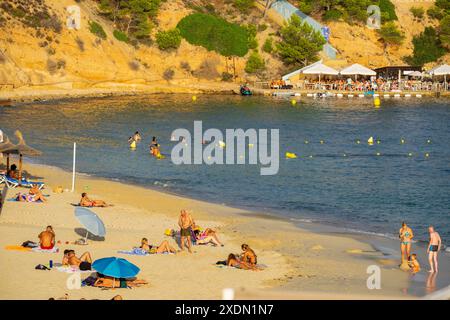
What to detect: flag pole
<box><xmin>71</xmin><ymin>142</ymin><xmax>76</xmax><ymax>192</ymax></box>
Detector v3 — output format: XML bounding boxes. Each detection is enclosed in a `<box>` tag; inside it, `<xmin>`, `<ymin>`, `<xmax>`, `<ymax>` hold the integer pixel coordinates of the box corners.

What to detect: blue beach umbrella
<box><xmin>74</xmin><ymin>207</ymin><xmax>106</xmax><ymax>242</ymax></box>
<box><xmin>92</xmin><ymin>257</ymin><xmax>140</xmax><ymax>279</ymax></box>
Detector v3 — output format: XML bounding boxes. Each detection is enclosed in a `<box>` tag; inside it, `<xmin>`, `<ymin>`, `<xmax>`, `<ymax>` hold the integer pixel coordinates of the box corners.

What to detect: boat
<box><xmin>240</xmin><ymin>85</ymin><xmax>252</xmax><ymax>96</ymax></box>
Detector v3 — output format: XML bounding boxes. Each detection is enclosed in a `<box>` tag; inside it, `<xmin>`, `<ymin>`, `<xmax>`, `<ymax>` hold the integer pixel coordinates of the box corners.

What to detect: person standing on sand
<box><xmin>178</xmin><ymin>209</ymin><xmax>193</xmax><ymax>253</ymax></box>
<box><xmin>399</xmin><ymin>222</ymin><xmax>414</xmax><ymax>265</ymax></box>
<box><xmin>427</xmin><ymin>226</ymin><xmax>442</xmax><ymax>273</ymax></box>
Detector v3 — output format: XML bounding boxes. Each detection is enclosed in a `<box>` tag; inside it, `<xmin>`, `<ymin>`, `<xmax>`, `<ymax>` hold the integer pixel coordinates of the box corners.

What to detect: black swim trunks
<box><xmin>180</xmin><ymin>227</ymin><xmax>191</xmax><ymax>237</ymax></box>
<box><xmin>79</xmin><ymin>261</ymin><xmax>92</xmax><ymax>271</ymax></box>
<box><xmin>429</xmin><ymin>245</ymin><xmax>439</xmax><ymax>252</ymax></box>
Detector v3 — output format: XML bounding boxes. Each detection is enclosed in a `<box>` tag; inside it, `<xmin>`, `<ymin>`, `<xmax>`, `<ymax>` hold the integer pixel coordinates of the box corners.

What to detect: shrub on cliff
<box><xmin>177</xmin><ymin>13</ymin><xmax>249</xmax><ymax>57</ymax></box>
<box><xmin>245</xmin><ymin>51</ymin><xmax>265</xmax><ymax>74</ymax></box>
<box><xmin>404</xmin><ymin>27</ymin><xmax>446</xmax><ymax>65</ymax></box>
<box><xmin>89</xmin><ymin>21</ymin><xmax>107</xmax><ymax>40</ymax></box>
<box><xmin>156</xmin><ymin>29</ymin><xmax>182</xmax><ymax>50</ymax></box>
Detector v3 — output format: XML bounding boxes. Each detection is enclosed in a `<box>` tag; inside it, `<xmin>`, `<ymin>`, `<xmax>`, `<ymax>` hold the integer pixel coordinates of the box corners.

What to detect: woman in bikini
<box><xmin>241</xmin><ymin>244</ymin><xmax>257</xmax><ymax>266</ymax></box>
<box><xmin>227</xmin><ymin>254</ymin><xmax>259</xmax><ymax>271</ymax></box>
<box><xmin>79</xmin><ymin>192</ymin><xmax>108</xmax><ymax>207</ymax></box>
<box><xmin>16</xmin><ymin>186</ymin><xmax>47</xmax><ymax>203</ymax></box>
<box><xmin>139</xmin><ymin>238</ymin><xmax>177</xmax><ymax>254</ymax></box>
<box><xmin>399</xmin><ymin>222</ymin><xmax>414</xmax><ymax>264</ymax></box>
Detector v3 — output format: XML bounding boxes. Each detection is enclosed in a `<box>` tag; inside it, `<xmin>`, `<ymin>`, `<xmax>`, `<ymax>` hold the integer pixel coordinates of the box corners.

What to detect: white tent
<box><xmin>405</xmin><ymin>71</ymin><xmax>423</xmax><ymax>78</ymax></box>
<box><xmin>281</xmin><ymin>60</ymin><xmax>324</xmax><ymax>81</ymax></box>
<box><xmin>302</xmin><ymin>62</ymin><xmax>339</xmax><ymax>83</ymax></box>
<box><xmin>340</xmin><ymin>63</ymin><xmax>375</xmax><ymax>80</ymax></box>
<box><xmin>428</xmin><ymin>64</ymin><xmax>450</xmax><ymax>88</ymax></box>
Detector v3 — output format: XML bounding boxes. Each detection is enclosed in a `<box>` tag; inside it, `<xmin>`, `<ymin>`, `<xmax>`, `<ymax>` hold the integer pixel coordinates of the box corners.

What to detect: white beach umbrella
<box><xmin>302</xmin><ymin>62</ymin><xmax>339</xmax><ymax>83</ymax></box>
<box><xmin>428</xmin><ymin>64</ymin><xmax>450</xmax><ymax>88</ymax></box>
<box><xmin>340</xmin><ymin>63</ymin><xmax>376</xmax><ymax>81</ymax></box>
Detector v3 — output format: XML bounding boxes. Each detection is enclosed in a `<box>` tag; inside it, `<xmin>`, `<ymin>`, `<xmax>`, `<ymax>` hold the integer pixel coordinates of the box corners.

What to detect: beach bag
<box><xmin>22</xmin><ymin>240</ymin><xmax>38</xmax><ymax>248</ymax></box>
<box><xmin>35</xmin><ymin>264</ymin><xmax>50</xmax><ymax>270</ymax></box>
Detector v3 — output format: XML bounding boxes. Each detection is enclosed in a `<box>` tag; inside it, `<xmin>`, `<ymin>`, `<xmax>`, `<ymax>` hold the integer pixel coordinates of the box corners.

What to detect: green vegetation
<box><xmin>439</xmin><ymin>15</ymin><xmax>450</xmax><ymax>49</ymax></box>
<box><xmin>379</xmin><ymin>0</ymin><xmax>398</xmax><ymax>22</ymax></box>
<box><xmin>262</xmin><ymin>37</ymin><xmax>273</xmax><ymax>53</ymax></box>
<box><xmin>97</xmin><ymin>0</ymin><xmax>161</xmax><ymax>43</ymax></box>
<box><xmin>177</xmin><ymin>13</ymin><xmax>249</xmax><ymax>57</ymax></box>
<box><xmin>245</xmin><ymin>24</ymin><xmax>258</xmax><ymax>50</ymax></box>
<box><xmin>276</xmin><ymin>15</ymin><xmax>326</xmax><ymax>67</ymax></box>
<box><xmin>113</xmin><ymin>30</ymin><xmax>129</xmax><ymax>42</ymax></box>
<box><xmin>427</xmin><ymin>7</ymin><xmax>444</xmax><ymax>20</ymax></box>
<box><xmin>233</xmin><ymin>0</ymin><xmax>255</xmax><ymax>13</ymax></box>
<box><xmin>221</xmin><ymin>72</ymin><xmax>234</xmax><ymax>82</ymax></box>
<box><xmin>156</xmin><ymin>28</ymin><xmax>182</xmax><ymax>50</ymax></box>
<box><xmin>89</xmin><ymin>21</ymin><xmax>107</xmax><ymax>40</ymax></box>
<box><xmin>296</xmin><ymin>0</ymin><xmax>397</xmax><ymax>24</ymax></box>
<box><xmin>404</xmin><ymin>27</ymin><xmax>446</xmax><ymax>65</ymax></box>
<box><xmin>245</xmin><ymin>51</ymin><xmax>265</xmax><ymax>74</ymax></box>
<box><xmin>410</xmin><ymin>7</ymin><xmax>425</xmax><ymax>20</ymax></box>
<box><xmin>378</xmin><ymin>21</ymin><xmax>404</xmax><ymax>46</ymax></box>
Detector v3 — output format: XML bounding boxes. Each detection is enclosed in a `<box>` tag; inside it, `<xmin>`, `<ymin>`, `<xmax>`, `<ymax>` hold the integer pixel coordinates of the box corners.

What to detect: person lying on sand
<box><xmin>38</xmin><ymin>225</ymin><xmax>55</xmax><ymax>250</ymax></box>
<box><xmin>94</xmin><ymin>275</ymin><xmax>148</xmax><ymax>288</ymax></box>
<box><xmin>227</xmin><ymin>253</ymin><xmax>259</xmax><ymax>271</ymax></box>
<box><xmin>16</xmin><ymin>189</ymin><xmax>47</xmax><ymax>203</ymax></box>
<box><xmin>241</xmin><ymin>244</ymin><xmax>257</xmax><ymax>266</ymax></box>
<box><xmin>139</xmin><ymin>238</ymin><xmax>177</xmax><ymax>254</ymax></box>
<box><xmin>62</xmin><ymin>249</ymin><xmax>93</xmax><ymax>270</ymax></box>
<box><xmin>408</xmin><ymin>254</ymin><xmax>421</xmax><ymax>273</ymax></box>
<box><xmin>193</xmin><ymin>229</ymin><xmax>223</xmax><ymax>247</ymax></box>
<box><xmin>79</xmin><ymin>192</ymin><xmax>108</xmax><ymax>207</ymax></box>
<box><xmin>192</xmin><ymin>223</ymin><xmax>223</xmax><ymax>246</ymax></box>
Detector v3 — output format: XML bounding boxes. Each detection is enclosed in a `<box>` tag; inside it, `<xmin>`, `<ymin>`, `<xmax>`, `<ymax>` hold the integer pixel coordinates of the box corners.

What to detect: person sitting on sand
<box><xmin>241</xmin><ymin>244</ymin><xmax>257</xmax><ymax>266</ymax></box>
<box><xmin>138</xmin><ymin>237</ymin><xmax>177</xmax><ymax>254</ymax></box>
<box><xmin>94</xmin><ymin>275</ymin><xmax>148</xmax><ymax>288</ymax></box>
<box><xmin>38</xmin><ymin>225</ymin><xmax>55</xmax><ymax>250</ymax></box>
<box><xmin>227</xmin><ymin>253</ymin><xmax>259</xmax><ymax>271</ymax></box>
<box><xmin>62</xmin><ymin>249</ymin><xmax>93</xmax><ymax>271</ymax></box>
<box><xmin>79</xmin><ymin>192</ymin><xmax>108</xmax><ymax>207</ymax></box>
<box><xmin>408</xmin><ymin>254</ymin><xmax>421</xmax><ymax>273</ymax></box>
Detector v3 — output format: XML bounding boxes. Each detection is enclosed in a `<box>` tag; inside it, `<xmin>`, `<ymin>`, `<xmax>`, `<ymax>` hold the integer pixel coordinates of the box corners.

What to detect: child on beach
<box><xmin>408</xmin><ymin>254</ymin><xmax>421</xmax><ymax>273</ymax></box>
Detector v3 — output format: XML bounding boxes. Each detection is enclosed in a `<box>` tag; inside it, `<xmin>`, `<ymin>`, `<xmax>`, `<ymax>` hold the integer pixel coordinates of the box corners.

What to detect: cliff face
<box><xmin>0</xmin><ymin>0</ymin><xmax>449</xmax><ymax>92</ymax></box>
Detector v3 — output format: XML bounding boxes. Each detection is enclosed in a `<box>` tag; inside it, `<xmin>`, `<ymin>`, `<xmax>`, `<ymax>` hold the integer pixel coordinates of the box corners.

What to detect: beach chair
<box><xmin>3</xmin><ymin>176</ymin><xmax>44</xmax><ymax>189</ymax></box>
<box><xmin>0</xmin><ymin>174</ymin><xmax>5</xmax><ymax>185</ymax></box>
<box><xmin>3</xmin><ymin>176</ymin><xmax>19</xmax><ymax>188</ymax></box>
<box><xmin>20</xmin><ymin>178</ymin><xmax>45</xmax><ymax>190</ymax></box>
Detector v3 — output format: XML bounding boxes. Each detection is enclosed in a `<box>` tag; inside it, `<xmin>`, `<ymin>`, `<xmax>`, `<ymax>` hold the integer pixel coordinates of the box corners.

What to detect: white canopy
<box><xmin>428</xmin><ymin>64</ymin><xmax>450</xmax><ymax>76</ymax></box>
<box><xmin>406</xmin><ymin>71</ymin><xmax>423</xmax><ymax>77</ymax></box>
<box><xmin>302</xmin><ymin>62</ymin><xmax>339</xmax><ymax>75</ymax></box>
<box><xmin>340</xmin><ymin>63</ymin><xmax>376</xmax><ymax>76</ymax></box>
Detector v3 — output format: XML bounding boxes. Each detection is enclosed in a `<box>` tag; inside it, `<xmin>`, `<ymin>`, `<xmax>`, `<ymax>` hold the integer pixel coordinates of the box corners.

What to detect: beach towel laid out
<box><xmin>8</xmin><ymin>198</ymin><xmax>43</xmax><ymax>203</ymax></box>
<box><xmin>55</xmin><ymin>266</ymin><xmax>96</xmax><ymax>274</ymax></box>
<box><xmin>4</xmin><ymin>245</ymin><xmax>32</xmax><ymax>252</ymax></box>
<box><xmin>32</xmin><ymin>246</ymin><xmax>59</xmax><ymax>253</ymax></box>
<box><xmin>117</xmin><ymin>248</ymin><xmax>149</xmax><ymax>256</ymax></box>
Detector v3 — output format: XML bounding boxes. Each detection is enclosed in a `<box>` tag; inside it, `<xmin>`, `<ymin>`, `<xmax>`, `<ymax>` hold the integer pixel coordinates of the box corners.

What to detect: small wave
<box><xmin>289</xmin><ymin>217</ymin><xmax>313</xmax><ymax>223</ymax></box>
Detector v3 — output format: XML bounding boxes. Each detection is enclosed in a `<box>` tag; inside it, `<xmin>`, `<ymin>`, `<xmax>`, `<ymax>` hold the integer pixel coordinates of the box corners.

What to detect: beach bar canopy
<box><xmin>428</xmin><ymin>64</ymin><xmax>450</xmax><ymax>83</ymax></box>
<box><xmin>339</xmin><ymin>63</ymin><xmax>376</xmax><ymax>80</ymax></box>
<box><xmin>282</xmin><ymin>60</ymin><xmax>339</xmax><ymax>82</ymax></box>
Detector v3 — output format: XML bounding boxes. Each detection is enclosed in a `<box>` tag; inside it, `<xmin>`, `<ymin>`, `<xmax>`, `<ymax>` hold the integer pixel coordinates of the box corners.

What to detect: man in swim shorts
<box><xmin>178</xmin><ymin>209</ymin><xmax>193</xmax><ymax>253</ymax></box>
<box><xmin>427</xmin><ymin>226</ymin><xmax>441</xmax><ymax>273</ymax></box>
<box><xmin>63</xmin><ymin>250</ymin><xmax>93</xmax><ymax>271</ymax></box>
<box><xmin>38</xmin><ymin>225</ymin><xmax>55</xmax><ymax>250</ymax></box>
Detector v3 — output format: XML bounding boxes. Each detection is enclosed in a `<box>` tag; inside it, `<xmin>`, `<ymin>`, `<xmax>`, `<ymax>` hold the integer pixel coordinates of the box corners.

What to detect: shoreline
<box><xmin>2</xmin><ymin>84</ymin><xmax>450</xmax><ymax>105</ymax></box>
<box><xmin>0</xmin><ymin>160</ymin><xmax>431</xmax><ymax>299</ymax></box>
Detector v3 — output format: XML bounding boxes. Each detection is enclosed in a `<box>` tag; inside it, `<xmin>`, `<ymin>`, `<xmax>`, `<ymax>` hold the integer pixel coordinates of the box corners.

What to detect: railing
<box><xmin>270</xmin><ymin>1</ymin><xmax>338</xmax><ymax>59</ymax></box>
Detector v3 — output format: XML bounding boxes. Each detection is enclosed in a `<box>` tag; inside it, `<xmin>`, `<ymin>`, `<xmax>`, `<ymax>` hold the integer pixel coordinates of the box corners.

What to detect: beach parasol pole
<box><xmin>71</xmin><ymin>142</ymin><xmax>76</xmax><ymax>193</ymax></box>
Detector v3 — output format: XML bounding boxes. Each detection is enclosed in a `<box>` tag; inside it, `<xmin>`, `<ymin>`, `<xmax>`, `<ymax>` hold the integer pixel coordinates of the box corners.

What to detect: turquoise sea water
<box><xmin>1</xmin><ymin>95</ymin><xmax>449</xmax><ymax>246</ymax></box>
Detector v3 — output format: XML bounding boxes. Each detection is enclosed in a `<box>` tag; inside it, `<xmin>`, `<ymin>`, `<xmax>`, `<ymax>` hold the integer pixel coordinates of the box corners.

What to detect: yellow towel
<box><xmin>4</xmin><ymin>245</ymin><xmax>32</xmax><ymax>252</ymax></box>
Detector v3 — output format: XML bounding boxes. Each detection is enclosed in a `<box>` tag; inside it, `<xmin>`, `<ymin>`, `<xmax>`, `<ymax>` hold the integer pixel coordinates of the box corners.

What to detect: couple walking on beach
<box><xmin>399</xmin><ymin>222</ymin><xmax>442</xmax><ymax>273</ymax></box>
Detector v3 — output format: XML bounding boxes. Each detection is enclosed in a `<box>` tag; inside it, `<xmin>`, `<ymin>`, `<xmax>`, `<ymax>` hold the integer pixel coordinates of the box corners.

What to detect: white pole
<box><xmin>71</xmin><ymin>142</ymin><xmax>76</xmax><ymax>192</ymax></box>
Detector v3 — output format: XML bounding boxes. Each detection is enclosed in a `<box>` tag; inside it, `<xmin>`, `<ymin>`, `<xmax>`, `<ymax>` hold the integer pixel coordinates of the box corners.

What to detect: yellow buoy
<box><xmin>291</xmin><ymin>99</ymin><xmax>297</xmax><ymax>106</ymax></box>
<box><xmin>374</xmin><ymin>97</ymin><xmax>381</xmax><ymax>107</ymax></box>
<box><xmin>192</xmin><ymin>95</ymin><xmax>197</xmax><ymax>102</ymax></box>
<box><xmin>368</xmin><ymin>136</ymin><xmax>374</xmax><ymax>145</ymax></box>
<box><xmin>285</xmin><ymin>152</ymin><xmax>297</xmax><ymax>159</ymax></box>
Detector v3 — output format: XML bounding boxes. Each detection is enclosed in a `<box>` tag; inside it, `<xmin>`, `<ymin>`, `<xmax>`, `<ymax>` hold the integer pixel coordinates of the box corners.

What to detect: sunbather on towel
<box><xmin>227</xmin><ymin>253</ymin><xmax>259</xmax><ymax>271</ymax></box>
<box><xmin>194</xmin><ymin>230</ymin><xmax>223</xmax><ymax>247</ymax></box>
<box><xmin>94</xmin><ymin>275</ymin><xmax>148</xmax><ymax>288</ymax></box>
<box><xmin>241</xmin><ymin>244</ymin><xmax>257</xmax><ymax>266</ymax></box>
<box><xmin>79</xmin><ymin>192</ymin><xmax>108</xmax><ymax>207</ymax></box>
<box><xmin>139</xmin><ymin>238</ymin><xmax>177</xmax><ymax>254</ymax></box>
<box><xmin>16</xmin><ymin>190</ymin><xmax>46</xmax><ymax>203</ymax></box>
<box><xmin>38</xmin><ymin>225</ymin><xmax>55</xmax><ymax>250</ymax></box>
<box><xmin>62</xmin><ymin>249</ymin><xmax>93</xmax><ymax>271</ymax></box>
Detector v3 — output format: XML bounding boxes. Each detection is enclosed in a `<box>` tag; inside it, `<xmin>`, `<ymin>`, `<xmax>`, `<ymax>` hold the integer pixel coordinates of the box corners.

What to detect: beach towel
<box><xmin>56</xmin><ymin>266</ymin><xmax>96</xmax><ymax>274</ymax></box>
<box><xmin>32</xmin><ymin>246</ymin><xmax>59</xmax><ymax>253</ymax></box>
<box><xmin>117</xmin><ymin>248</ymin><xmax>149</xmax><ymax>256</ymax></box>
<box><xmin>4</xmin><ymin>245</ymin><xmax>32</xmax><ymax>252</ymax></box>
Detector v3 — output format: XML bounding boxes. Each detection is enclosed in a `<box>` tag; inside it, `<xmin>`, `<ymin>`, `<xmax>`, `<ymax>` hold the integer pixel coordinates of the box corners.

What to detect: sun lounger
<box><xmin>1</xmin><ymin>174</ymin><xmax>44</xmax><ymax>189</ymax></box>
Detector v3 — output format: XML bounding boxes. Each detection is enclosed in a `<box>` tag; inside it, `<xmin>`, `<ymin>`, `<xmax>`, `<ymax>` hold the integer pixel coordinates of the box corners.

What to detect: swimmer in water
<box><xmin>149</xmin><ymin>136</ymin><xmax>158</xmax><ymax>153</ymax></box>
<box><xmin>133</xmin><ymin>131</ymin><xmax>142</xmax><ymax>142</ymax></box>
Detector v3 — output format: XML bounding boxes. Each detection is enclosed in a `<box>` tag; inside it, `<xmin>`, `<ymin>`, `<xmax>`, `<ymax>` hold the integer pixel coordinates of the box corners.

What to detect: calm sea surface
<box><xmin>1</xmin><ymin>95</ymin><xmax>449</xmax><ymax>245</ymax></box>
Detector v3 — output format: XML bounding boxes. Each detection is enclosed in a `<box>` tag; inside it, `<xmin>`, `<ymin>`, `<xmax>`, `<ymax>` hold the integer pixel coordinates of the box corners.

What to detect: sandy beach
<box><xmin>0</xmin><ymin>161</ymin><xmax>416</xmax><ymax>300</ymax></box>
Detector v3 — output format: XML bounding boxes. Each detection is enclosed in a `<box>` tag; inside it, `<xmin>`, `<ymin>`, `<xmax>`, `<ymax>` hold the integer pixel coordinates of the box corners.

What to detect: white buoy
<box><xmin>394</xmin><ymin>93</ymin><xmax>401</xmax><ymax>98</ymax></box>
<box><xmin>358</xmin><ymin>94</ymin><xmax>365</xmax><ymax>98</ymax></box>
<box><xmin>405</xmin><ymin>94</ymin><xmax>411</xmax><ymax>97</ymax></box>
<box><xmin>373</xmin><ymin>93</ymin><xmax>379</xmax><ymax>97</ymax></box>
<box><xmin>294</xmin><ymin>93</ymin><xmax>301</xmax><ymax>97</ymax></box>
<box><xmin>416</xmin><ymin>94</ymin><xmax>422</xmax><ymax>98</ymax></box>
<box><xmin>307</xmin><ymin>93</ymin><xmax>313</xmax><ymax>97</ymax></box>
<box><xmin>348</xmin><ymin>94</ymin><xmax>354</xmax><ymax>98</ymax></box>
<box><xmin>337</xmin><ymin>93</ymin><xmax>343</xmax><ymax>98</ymax></box>
<box><xmin>384</xmin><ymin>94</ymin><xmax>390</xmax><ymax>98</ymax></box>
